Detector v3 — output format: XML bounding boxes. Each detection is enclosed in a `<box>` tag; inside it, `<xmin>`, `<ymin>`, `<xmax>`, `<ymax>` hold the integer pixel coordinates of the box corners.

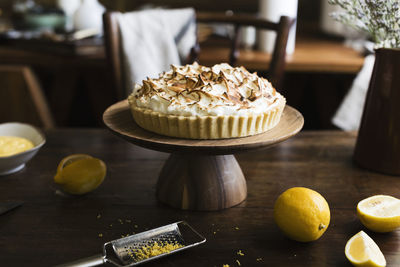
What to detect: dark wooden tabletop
<box><xmin>1</xmin><ymin>129</ymin><xmax>400</xmax><ymax>267</ymax></box>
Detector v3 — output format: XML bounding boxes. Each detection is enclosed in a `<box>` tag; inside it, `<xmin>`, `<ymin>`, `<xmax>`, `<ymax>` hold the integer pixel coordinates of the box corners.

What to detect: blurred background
<box><xmin>0</xmin><ymin>0</ymin><xmax>365</xmax><ymax>129</ymax></box>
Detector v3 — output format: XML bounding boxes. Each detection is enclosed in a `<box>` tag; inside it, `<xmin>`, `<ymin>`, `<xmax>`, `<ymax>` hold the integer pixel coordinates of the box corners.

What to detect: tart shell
<box><xmin>130</xmin><ymin>97</ymin><xmax>286</xmax><ymax>139</ymax></box>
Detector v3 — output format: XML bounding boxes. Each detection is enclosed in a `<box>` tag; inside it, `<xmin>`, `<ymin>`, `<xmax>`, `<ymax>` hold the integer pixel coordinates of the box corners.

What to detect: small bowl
<box><xmin>0</xmin><ymin>122</ymin><xmax>46</xmax><ymax>175</ymax></box>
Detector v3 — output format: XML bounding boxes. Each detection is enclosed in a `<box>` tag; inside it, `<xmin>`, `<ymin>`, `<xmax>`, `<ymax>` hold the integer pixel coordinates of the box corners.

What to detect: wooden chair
<box><xmin>103</xmin><ymin>11</ymin><xmax>295</xmax><ymax>100</ymax></box>
<box><xmin>194</xmin><ymin>13</ymin><xmax>295</xmax><ymax>91</ymax></box>
<box><xmin>103</xmin><ymin>12</ymin><xmax>125</xmax><ymax>101</ymax></box>
<box><xmin>0</xmin><ymin>65</ymin><xmax>55</xmax><ymax>129</ymax></box>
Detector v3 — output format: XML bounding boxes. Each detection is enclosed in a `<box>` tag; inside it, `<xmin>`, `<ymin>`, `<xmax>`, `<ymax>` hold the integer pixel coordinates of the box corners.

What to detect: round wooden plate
<box><xmin>103</xmin><ymin>100</ymin><xmax>304</xmax><ymax>155</ymax></box>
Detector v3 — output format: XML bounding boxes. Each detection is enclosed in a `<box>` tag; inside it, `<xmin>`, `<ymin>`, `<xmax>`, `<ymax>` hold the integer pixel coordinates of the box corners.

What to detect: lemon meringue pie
<box><xmin>128</xmin><ymin>62</ymin><xmax>286</xmax><ymax>139</ymax></box>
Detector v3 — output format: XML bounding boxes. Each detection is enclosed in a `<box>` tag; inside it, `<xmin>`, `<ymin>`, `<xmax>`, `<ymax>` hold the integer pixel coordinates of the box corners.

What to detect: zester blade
<box><xmin>103</xmin><ymin>221</ymin><xmax>206</xmax><ymax>266</ymax></box>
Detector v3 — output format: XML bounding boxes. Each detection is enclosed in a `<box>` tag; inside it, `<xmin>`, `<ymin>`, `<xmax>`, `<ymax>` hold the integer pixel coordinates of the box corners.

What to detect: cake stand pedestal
<box><xmin>103</xmin><ymin>100</ymin><xmax>304</xmax><ymax>211</ymax></box>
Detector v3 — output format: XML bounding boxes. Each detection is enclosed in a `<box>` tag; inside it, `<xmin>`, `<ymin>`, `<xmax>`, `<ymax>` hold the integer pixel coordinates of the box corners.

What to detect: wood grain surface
<box><xmin>103</xmin><ymin>100</ymin><xmax>304</xmax><ymax>155</ymax></box>
<box><xmin>157</xmin><ymin>154</ymin><xmax>247</xmax><ymax>211</ymax></box>
<box><xmin>199</xmin><ymin>38</ymin><xmax>365</xmax><ymax>73</ymax></box>
<box><xmin>1</xmin><ymin>129</ymin><xmax>400</xmax><ymax>267</ymax></box>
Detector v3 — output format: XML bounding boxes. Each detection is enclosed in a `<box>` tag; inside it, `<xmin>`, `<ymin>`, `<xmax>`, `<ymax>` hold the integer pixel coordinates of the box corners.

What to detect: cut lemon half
<box><xmin>54</xmin><ymin>154</ymin><xmax>106</xmax><ymax>195</ymax></box>
<box><xmin>357</xmin><ymin>195</ymin><xmax>400</xmax><ymax>233</ymax></box>
<box><xmin>55</xmin><ymin>154</ymin><xmax>93</xmax><ymax>183</ymax></box>
<box><xmin>345</xmin><ymin>231</ymin><xmax>386</xmax><ymax>267</ymax></box>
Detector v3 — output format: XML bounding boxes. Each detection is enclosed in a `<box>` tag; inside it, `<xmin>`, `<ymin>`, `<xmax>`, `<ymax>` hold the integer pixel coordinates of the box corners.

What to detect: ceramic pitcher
<box><xmin>354</xmin><ymin>48</ymin><xmax>400</xmax><ymax>175</ymax></box>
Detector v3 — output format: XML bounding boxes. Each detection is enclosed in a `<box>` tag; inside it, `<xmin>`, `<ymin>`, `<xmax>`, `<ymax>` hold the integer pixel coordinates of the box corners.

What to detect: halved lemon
<box><xmin>54</xmin><ymin>154</ymin><xmax>106</xmax><ymax>195</ymax></box>
<box><xmin>54</xmin><ymin>154</ymin><xmax>93</xmax><ymax>183</ymax></box>
<box><xmin>345</xmin><ymin>231</ymin><xmax>386</xmax><ymax>267</ymax></box>
<box><xmin>357</xmin><ymin>195</ymin><xmax>400</xmax><ymax>233</ymax></box>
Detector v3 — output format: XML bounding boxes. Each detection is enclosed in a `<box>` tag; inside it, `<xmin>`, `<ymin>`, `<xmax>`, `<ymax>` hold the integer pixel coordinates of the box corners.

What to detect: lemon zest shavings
<box><xmin>132</xmin><ymin>241</ymin><xmax>184</xmax><ymax>261</ymax></box>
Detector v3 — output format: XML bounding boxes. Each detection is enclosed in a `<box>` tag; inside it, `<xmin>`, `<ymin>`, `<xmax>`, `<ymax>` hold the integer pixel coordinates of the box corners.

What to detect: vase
<box><xmin>73</xmin><ymin>0</ymin><xmax>105</xmax><ymax>34</ymax></box>
<box><xmin>354</xmin><ymin>48</ymin><xmax>400</xmax><ymax>175</ymax></box>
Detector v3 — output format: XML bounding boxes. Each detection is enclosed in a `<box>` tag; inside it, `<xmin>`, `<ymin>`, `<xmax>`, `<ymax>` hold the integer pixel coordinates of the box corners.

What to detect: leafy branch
<box><xmin>328</xmin><ymin>0</ymin><xmax>400</xmax><ymax>48</ymax></box>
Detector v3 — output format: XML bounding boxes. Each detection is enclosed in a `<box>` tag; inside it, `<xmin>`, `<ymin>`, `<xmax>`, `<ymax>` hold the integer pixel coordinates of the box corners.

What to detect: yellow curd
<box><xmin>0</xmin><ymin>136</ymin><xmax>34</xmax><ymax>157</ymax></box>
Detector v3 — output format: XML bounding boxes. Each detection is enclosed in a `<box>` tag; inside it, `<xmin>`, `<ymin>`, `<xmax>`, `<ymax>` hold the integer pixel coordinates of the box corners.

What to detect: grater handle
<box><xmin>54</xmin><ymin>254</ymin><xmax>105</xmax><ymax>267</ymax></box>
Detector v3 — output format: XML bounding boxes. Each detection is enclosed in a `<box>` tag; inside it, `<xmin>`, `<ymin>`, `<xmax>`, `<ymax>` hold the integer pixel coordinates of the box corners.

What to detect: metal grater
<box><xmin>55</xmin><ymin>221</ymin><xmax>206</xmax><ymax>267</ymax></box>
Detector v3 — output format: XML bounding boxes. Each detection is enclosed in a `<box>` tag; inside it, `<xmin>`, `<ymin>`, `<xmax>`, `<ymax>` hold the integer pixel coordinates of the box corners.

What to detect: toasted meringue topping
<box><xmin>128</xmin><ymin>62</ymin><xmax>284</xmax><ymax>116</ymax></box>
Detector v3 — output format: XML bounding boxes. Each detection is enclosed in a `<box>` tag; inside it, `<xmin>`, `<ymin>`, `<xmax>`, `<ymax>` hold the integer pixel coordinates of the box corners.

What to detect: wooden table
<box><xmin>199</xmin><ymin>38</ymin><xmax>365</xmax><ymax>73</ymax></box>
<box><xmin>0</xmin><ymin>37</ymin><xmax>363</xmax><ymax>72</ymax></box>
<box><xmin>1</xmin><ymin>129</ymin><xmax>399</xmax><ymax>267</ymax></box>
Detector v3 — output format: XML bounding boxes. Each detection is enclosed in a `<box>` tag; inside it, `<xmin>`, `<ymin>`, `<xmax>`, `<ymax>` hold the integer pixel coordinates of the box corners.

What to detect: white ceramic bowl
<box><xmin>0</xmin><ymin>122</ymin><xmax>46</xmax><ymax>175</ymax></box>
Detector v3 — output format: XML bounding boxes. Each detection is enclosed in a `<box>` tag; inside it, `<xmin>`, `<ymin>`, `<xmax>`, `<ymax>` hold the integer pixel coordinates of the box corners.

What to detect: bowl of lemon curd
<box><xmin>0</xmin><ymin>122</ymin><xmax>45</xmax><ymax>175</ymax></box>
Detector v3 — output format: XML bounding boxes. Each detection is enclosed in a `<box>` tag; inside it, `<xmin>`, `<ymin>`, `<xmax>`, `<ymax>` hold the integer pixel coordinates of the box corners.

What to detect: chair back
<box><xmin>103</xmin><ymin>12</ymin><xmax>126</xmax><ymax>101</ymax></box>
<box><xmin>194</xmin><ymin>12</ymin><xmax>295</xmax><ymax>90</ymax></box>
<box><xmin>0</xmin><ymin>65</ymin><xmax>55</xmax><ymax>129</ymax></box>
<box><xmin>103</xmin><ymin>11</ymin><xmax>294</xmax><ymax>100</ymax></box>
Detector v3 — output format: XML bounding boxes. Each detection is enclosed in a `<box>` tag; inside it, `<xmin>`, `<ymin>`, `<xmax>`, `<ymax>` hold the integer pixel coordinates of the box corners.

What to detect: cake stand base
<box><xmin>157</xmin><ymin>154</ymin><xmax>247</xmax><ymax>211</ymax></box>
<box><xmin>103</xmin><ymin>100</ymin><xmax>304</xmax><ymax>211</ymax></box>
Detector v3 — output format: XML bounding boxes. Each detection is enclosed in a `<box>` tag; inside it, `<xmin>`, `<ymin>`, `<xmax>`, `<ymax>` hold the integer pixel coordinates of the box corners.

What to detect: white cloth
<box><xmin>332</xmin><ymin>55</ymin><xmax>375</xmax><ymax>131</ymax></box>
<box><xmin>117</xmin><ymin>8</ymin><xmax>196</xmax><ymax>95</ymax></box>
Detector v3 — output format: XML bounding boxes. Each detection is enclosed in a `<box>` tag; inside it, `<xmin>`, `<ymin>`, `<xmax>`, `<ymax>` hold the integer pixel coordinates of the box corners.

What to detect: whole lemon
<box><xmin>54</xmin><ymin>154</ymin><xmax>106</xmax><ymax>195</ymax></box>
<box><xmin>273</xmin><ymin>187</ymin><xmax>330</xmax><ymax>242</ymax></box>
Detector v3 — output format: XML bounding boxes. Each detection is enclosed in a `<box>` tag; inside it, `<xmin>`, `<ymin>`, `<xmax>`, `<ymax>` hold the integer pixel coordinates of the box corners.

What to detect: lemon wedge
<box><xmin>357</xmin><ymin>195</ymin><xmax>400</xmax><ymax>233</ymax></box>
<box><xmin>345</xmin><ymin>231</ymin><xmax>386</xmax><ymax>267</ymax></box>
<box><xmin>54</xmin><ymin>154</ymin><xmax>106</xmax><ymax>195</ymax></box>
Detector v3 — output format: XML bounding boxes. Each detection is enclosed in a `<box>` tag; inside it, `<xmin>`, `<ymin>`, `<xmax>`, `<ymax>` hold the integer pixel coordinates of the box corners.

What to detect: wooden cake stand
<box><xmin>103</xmin><ymin>100</ymin><xmax>304</xmax><ymax>211</ymax></box>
